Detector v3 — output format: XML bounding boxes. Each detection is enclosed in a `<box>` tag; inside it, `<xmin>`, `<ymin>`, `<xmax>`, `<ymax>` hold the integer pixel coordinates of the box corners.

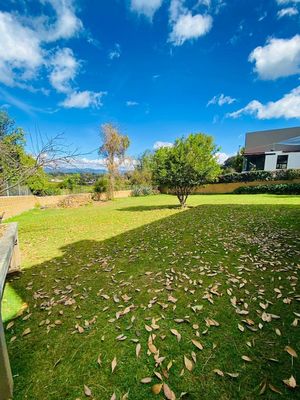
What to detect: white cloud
<box><xmin>126</xmin><ymin>101</ymin><xmax>139</xmax><ymax>106</ymax></box>
<box><xmin>277</xmin><ymin>6</ymin><xmax>299</xmax><ymax>17</ymax></box>
<box><xmin>0</xmin><ymin>1</ymin><xmax>103</xmax><ymax>109</ymax></box>
<box><xmin>39</xmin><ymin>0</ymin><xmax>83</xmax><ymax>42</ymax></box>
<box><xmin>67</xmin><ymin>156</ymin><xmax>136</xmax><ymax>170</ymax></box>
<box><xmin>153</xmin><ymin>141</ymin><xmax>174</xmax><ymax>150</ymax></box>
<box><xmin>228</xmin><ymin>86</ymin><xmax>300</xmax><ymax>120</ymax></box>
<box><xmin>216</xmin><ymin>152</ymin><xmax>230</xmax><ymax>164</ymax></box>
<box><xmin>49</xmin><ymin>48</ymin><xmax>79</xmax><ymax>93</ymax></box>
<box><xmin>207</xmin><ymin>93</ymin><xmax>236</xmax><ymax>106</ymax></box>
<box><xmin>249</xmin><ymin>35</ymin><xmax>300</xmax><ymax>80</ymax></box>
<box><xmin>108</xmin><ymin>43</ymin><xmax>121</xmax><ymax>60</ymax></box>
<box><xmin>61</xmin><ymin>91</ymin><xmax>106</xmax><ymax>109</ymax></box>
<box><xmin>169</xmin><ymin>12</ymin><xmax>212</xmax><ymax>45</ymax></box>
<box><xmin>276</xmin><ymin>0</ymin><xmax>300</xmax><ymax>4</ymax></box>
<box><xmin>130</xmin><ymin>0</ymin><xmax>163</xmax><ymax>18</ymax></box>
<box><xmin>0</xmin><ymin>11</ymin><xmax>43</xmax><ymax>86</ymax></box>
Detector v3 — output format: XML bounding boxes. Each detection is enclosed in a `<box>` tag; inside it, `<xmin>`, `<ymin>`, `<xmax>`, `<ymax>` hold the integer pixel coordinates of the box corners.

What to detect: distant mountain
<box><xmin>45</xmin><ymin>167</ymin><xmax>107</xmax><ymax>174</ymax></box>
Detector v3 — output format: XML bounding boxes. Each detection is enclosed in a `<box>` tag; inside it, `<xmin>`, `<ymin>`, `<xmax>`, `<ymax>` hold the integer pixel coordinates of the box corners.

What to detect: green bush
<box><xmin>234</xmin><ymin>183</ymin><xmax>300</xmax><ymax>195</ymax></box>
<box><xmin>218</xmin><ymin>169</ymin><xmax>300</xmax><ymax>184</ymax></box>
<box><xmin>93</xmin><ymin>176</ymin><xmax>108</xmax><ymax>201</ymax></box>
<box><xmin>131</xmin><ymin>185</ymin><xmax>154</xmax><ymax>197</ymax></box>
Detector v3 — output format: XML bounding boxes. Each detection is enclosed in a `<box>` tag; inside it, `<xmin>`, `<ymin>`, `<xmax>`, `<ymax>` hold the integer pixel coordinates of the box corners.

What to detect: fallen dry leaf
<box><xmin>111</xmin><ymin>356</ymin><xmax>117</xmax><ymax>373</ymax></box>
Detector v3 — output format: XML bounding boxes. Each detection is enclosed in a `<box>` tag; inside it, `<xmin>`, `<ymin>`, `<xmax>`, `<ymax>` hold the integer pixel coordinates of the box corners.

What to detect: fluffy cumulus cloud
<box><xmin>228</xmin><ymin>86</ymin><xmax>300</xmax><ymax>120</ymax></box>
<box><xmin>61</xmin><ymin>91</ymin><xmax>106</xmax><ymax>108</ymax></box>
<box><xmin>0</xmin><ymin>0</ymin><xmax>102</xmax><ymax>108</ymax></box>
<box><xmin>169</xmin><ymin>13</ymin><xmax>212</xmax><ymax>45</ymax></box>
<box><xmin>0</xmin><ymin>12</ymin><xmax>43</xmax><ymax>86</ymax></box>
<box><xmin>277</xmin><ymin>7</ymin><xmax>299</xmax><ymax>17</ymax></box>
<box><xmin>49</xmin><ymin>48</ymin><xmax>79</xmax><ymax>93</ymax></box>
<box><xmin>130</xmin><ymin>0</ymin><xmax>163</xmax><ymax>18</ymax></box>
<box><xmin>207</xmin><ymin>93</ymin><xmax>236</xmax><ymax>106</ymax></box>
<box><xmin>169</xmin><ymin>0</ymin><xmax>213</xmax><ymax>45</ymax></box>
<box><xmin>249</xmin><ymin>35</ymin><xmax>300</xmax><ymax>80</ymax></box>
<box><xmin>153</xmin><ymin>141</ymin><xmax>174</xmax><ymax>150</ymax></box>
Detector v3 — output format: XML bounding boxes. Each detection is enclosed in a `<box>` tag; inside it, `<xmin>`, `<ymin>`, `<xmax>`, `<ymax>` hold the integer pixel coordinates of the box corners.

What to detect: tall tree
<box><xmin>0</xmin><ymin>111</ymin><xmax>79</xmax><ymax>195</ymax></box>
<box><xmin>99</xmin><ymin>124</ymin><xmax>130</xmax><ymax>199</ymax></box>
<box><xmin>152</xmin><ymin>133</ymin><xmax>220</xmax><ymax>207</ymax></box>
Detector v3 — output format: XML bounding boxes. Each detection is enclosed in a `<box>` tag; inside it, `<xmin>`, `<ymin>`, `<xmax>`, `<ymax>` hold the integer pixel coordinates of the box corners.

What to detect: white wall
<box><xmin>288</xmin><ymin>152</ymin><xmax>300</xmax><ymax>169</ymax></box>
<box><xmin>264</xmin><ymin>151</ymin><xmax>300</xmax><ymax>171</ymax></box>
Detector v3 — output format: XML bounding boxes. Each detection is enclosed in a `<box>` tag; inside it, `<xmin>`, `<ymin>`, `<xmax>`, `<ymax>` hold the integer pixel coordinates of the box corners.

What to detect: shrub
<box><xmin>93</xmin><ymin>176</ymin><xmax>108</xmax><ymax>201</ymax></box>
<box><xmin>234</xmin><ymin>183</ymin><xmax>300</xmax><ymax>195</ymax></box>
<box><xmin>218</xmin><ymin>169</ymin><xmax>300</xmax><ymax>184</ymax></box>
<box><xmin>131</xmin><ymin>185</ymin><xmax>154</xmax><ymax>197</ymax></box>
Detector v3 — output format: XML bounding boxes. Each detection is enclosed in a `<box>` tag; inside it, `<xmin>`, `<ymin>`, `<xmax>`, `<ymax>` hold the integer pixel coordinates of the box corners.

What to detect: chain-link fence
<box><xmin>1</xmin><ymin>184</ymin><xmax>32</xmax><ymax>197</ymax></box>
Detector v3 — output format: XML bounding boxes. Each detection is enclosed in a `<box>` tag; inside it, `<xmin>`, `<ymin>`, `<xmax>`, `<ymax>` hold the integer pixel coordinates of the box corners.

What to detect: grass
<box><xmin>2</xmin><ymin>194</ymin><xmax>300</xmax><ymax>400</ymax></box>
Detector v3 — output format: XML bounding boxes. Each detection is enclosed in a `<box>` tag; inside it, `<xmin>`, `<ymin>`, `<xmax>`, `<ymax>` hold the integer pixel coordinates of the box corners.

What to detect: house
<box><xmin>243</xmin><ymin>127</ymin><xmax>300</xmax><ymax>171</ymax></box>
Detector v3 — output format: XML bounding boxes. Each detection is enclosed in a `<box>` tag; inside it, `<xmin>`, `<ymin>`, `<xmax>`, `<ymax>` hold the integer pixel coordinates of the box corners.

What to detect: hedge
<box><xmin>218</xmin><ymin>169</ymin><xmax>300</xmax><ymax>184</ymax></box>
<box><xmin>234</xmin><ymin>183</ymin><xmax>300</xmax><ymax>195</ymax></box>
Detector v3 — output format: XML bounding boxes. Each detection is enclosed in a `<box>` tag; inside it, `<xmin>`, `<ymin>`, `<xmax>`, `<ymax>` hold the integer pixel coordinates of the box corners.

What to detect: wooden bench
<box><xmin>0</xmin><ymin>222</ymin><xmax>21</xmax><ymax>400</ymax></box>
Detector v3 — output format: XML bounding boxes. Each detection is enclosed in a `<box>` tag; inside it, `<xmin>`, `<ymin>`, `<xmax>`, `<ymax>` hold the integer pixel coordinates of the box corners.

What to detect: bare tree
<box><xmin>99</xmin><ymin>124</ymin><xmax>130</xmax><ymax>200</ymax></box>
<box><xmin>0</xmin><ymin>133</ymin><xmax>79</xmax><ymax>196</ymax></box>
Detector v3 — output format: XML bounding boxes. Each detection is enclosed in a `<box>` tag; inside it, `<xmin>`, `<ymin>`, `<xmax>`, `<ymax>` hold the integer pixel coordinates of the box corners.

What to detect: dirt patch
<box><xmin>56</xmin><ymin>194</ymin><xmax>92</xmax><ymax>209</ymax></box>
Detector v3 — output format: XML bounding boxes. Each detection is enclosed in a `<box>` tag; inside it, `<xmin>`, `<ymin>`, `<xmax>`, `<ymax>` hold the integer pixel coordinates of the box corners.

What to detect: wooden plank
<box><xmin>0</xmin><ymin>222</ymin><xmax>19</xmax><ymax>400</ymax></box>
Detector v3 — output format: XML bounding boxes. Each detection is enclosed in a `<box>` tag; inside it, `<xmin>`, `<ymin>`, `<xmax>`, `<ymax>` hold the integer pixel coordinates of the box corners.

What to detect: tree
<box><xmin>99</xmin><ymin>124</ymin><xmax>130</xmax><ymax>200</ymax></box>
<box><xmin>0</xmin><ymin>111</ymin><xmax>79</xmax><ymax>195</ymax></box>
<box><xmin>130</xmin><ymin>150</ymin><xmax>153</xmax><ymax>186</ymax></box>
<box><xmin>152</xmin><ymin>133</ymin><xmax>220</xmax><ymax>207</ymax></box>
<box><xmin>222</xmin><ymin>147</ymin><xmax>245</xmax><ymax>173</ymax></box>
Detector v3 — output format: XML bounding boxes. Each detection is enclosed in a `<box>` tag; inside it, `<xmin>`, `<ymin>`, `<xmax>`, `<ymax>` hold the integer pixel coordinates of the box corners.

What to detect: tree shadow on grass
<box><xmin>4</xmin><ymin>204</ymin><xmax>300</xmax><ymax>400</ymax></box>
<box><xmin>117</xmin><ymin>205</ymin><xmax>193</xmax><ymax>212</ymax></box>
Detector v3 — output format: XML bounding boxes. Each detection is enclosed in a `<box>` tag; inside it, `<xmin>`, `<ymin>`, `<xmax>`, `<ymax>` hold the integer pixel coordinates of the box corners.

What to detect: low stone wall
<box><xmin>0</xmin><ymin>190</ymin><xmax>132</xmax><ymax>220</ymax></box>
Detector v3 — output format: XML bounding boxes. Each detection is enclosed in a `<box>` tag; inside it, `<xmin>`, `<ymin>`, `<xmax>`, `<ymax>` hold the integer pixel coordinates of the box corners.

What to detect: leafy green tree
<box><xmin>59</xmin><ymin>174</ymin><xmax>81</xmax><ymax>191</ymax></box>
<box><xmin>99</xmin><ymin>124</ymin><xmax>130</xmax><ymax>200</ymax></box>
<box><xmin>130</xmin><ymin>150</ymin><xmax>153</xmax><ymax>186</ymax></box>
<box><xmin>152</xmin><ymin>133</ymin><xmax>220</xmax><ymax>207</ymax></box>
<box><xmin>222</xmin><ymin>147</ymin><xmax>245</xmax><ymax>173</ymax></box>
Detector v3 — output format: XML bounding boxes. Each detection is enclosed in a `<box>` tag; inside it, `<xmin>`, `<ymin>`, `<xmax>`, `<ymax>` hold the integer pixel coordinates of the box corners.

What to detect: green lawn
<box><xmin>2</xmin><ymin>194</ymin><xmax>300</xmax><ymax>400</ymax></box>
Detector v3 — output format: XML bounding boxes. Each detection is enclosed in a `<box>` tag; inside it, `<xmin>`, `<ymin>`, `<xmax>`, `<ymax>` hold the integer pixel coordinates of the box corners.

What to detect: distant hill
<box><xmin>45</xmin><ymin>167</ymin><xmax>107</xmax><ymax>174</ymax></box>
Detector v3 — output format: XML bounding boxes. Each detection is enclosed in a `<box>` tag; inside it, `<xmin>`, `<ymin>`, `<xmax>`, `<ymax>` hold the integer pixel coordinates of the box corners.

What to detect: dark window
<box><xmin>276</xmin><ymin>155</ymin><xmax>288</xmax><ymax>169</ymax></box>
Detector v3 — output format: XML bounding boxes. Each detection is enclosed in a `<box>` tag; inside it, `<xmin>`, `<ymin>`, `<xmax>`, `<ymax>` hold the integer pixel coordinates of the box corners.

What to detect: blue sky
<box><xmin>0</xmin><ymin>0</ymin><xmax>300</xmax><ymax>168</ymax></box>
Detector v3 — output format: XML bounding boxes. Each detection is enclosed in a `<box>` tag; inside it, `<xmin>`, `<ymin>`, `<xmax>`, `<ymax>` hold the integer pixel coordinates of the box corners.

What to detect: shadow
<box><xmin>117</xmin><ymin>205</ymin><xmax>192</xmax><ymax>212</ymax></box>
<box><xmin>3</xmin><ymin>203</ymin><xmax>300</xmax><ymax>399</ymax></box>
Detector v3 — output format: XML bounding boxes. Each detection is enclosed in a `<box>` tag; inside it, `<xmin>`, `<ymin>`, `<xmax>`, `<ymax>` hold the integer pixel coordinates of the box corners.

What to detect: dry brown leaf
<box><xmin>226</xmin><ymin>372</ymin><xmax>239</xmax><ymax>378</ymax></box>
<box><xmin>283</xmin><ymin>375</ymin><xmax>297</xmax><ymax>389</ymax></box>
<box><xmin>170</xmin><ymin>329</ymin><xmax>181</xmax><ymax>342</ymax></box>
<box><xmin>97</xmin><ymin>353</ymin><xmax>102</xmax><ymax>367</ymax></box>
<box><xmin>191</xmin><ymin>339</ymin><xmax>203</xmax><ymax>350</ymax></box>
<box><xmin>111</xmin><ymin>356</ymin><xmax>117</xmax><ymax>373</ymax></box>
<box><xmin>84</xmin><ymin>385</ymin><xmax>92</xmax><ymax>397</ymax></box>
<box><xmin>269</xmin><ymin>384</ymin><xmax>282</xmax><ymax>394</ymax></box>
<box><xmin>184</xmin><ymin>355</ymin><xmax>194</xmax><ymax>371</ymax></box>
<box><xmin>163</xmin><ymin>383</ymin><xmax>176</xmax><ymax>400</ymax></box>
<box><xmin>21</xmin><ymin>328</ymin><xmax>31</xmax><ymax>337</ymax></box>
<box><xmin>136</xmin><ymin>343</ymin><xmax>141</xmax><ymax>358</ymax></box>
<box><xmin>152</xmin><ymin>383</ymin><xmax>163</xmax><ymax>394</ymax></box>
<box><xmin>140</xmin><ymin>377</ymin><xmax>152</xmax><ymax>383</ymax></box>
<box><xmin>213</xmin><ymin>369</ymin><xmax>224</xmax><ymax>376</ymax></box>
<box><xmin>284</xmin><ymin>345</ymin><xmax>298</xmax><ymax>358</ymax></box>
<box><xmin>242</xmin><ymin>355</ymin><xmax>252</xmax><ymax>362</ymax></box>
